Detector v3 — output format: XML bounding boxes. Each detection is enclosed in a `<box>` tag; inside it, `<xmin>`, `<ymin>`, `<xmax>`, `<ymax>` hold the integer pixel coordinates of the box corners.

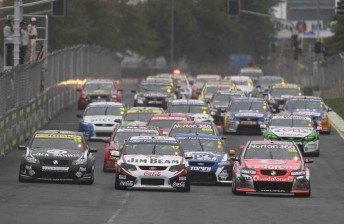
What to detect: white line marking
<box><xmin>105</xmin><ymin>192</ymin><xmax>130</xmax><ymax>224</ymax></box>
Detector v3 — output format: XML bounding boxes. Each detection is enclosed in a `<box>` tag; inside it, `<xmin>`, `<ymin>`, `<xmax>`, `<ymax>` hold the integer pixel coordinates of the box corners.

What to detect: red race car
<box><xmin>231</xmin><ymin>140</ymin><xmax>312</xmax><ymax>197</ymax></box>
<box><xmin>146</xmin><ymin>113</ymin><xmax>191</xmax><ymax>136</ymax></box>
<box><xmin>77</xmin><ymin>79</ymin><xmax>122</xmax><ymax>110</ymax></box>
<box><xmin>102</xmin><ymin>126</ymin><xmax>161</xmax><ymax>172</ymax></box>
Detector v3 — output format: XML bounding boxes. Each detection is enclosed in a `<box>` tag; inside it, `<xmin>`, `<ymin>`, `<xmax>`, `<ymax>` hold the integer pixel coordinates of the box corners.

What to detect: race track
<box><xmin>0</xmin><ymin>82</ymin><xmax>344</xmax><ymax>224</ymax></box>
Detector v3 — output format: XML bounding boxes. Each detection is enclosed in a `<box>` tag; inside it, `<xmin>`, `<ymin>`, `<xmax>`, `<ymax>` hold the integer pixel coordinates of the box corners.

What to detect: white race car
<box><xmin>113</xmin><ymin>136</ymin><xmax>191</xmax><ymax>191</ymax></box>
<box><xmin>78</xmin><ymin>102</ymin><xmax>126</xmax><ymax>139</ymax></box>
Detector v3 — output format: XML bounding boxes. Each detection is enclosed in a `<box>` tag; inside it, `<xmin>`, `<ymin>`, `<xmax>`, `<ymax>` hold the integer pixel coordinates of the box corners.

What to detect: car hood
<box><xmin>84</xmin><ymin>115</ymin><xmax>122</xmax><ymax>123</ymax></box>
<box><xmin>31</xmin><ymin>148</ymin><xmax>84</xmax><ymax>159</ymax></box>
<box><xmin>269</xmin><ymin>127</ymin><xmax>314</xmax><ymax>137</ymax></box>
<box><xmin>123</xmin><ymin>155</ymin><xmax>183</xmax><ymax>166</ymax></box>
<box><xmin>187</xmin><ymin>151</ymin><xmax>224</xmax><ymax>162</ymax></box>
<box><xmin>244</xmin><ymin>159</ymin><xmax>301</xmax><ymax>171</ymax></box>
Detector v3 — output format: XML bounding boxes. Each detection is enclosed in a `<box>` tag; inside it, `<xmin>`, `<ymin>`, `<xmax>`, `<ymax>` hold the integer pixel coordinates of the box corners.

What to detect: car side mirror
<box><xmin>18</xmin><ymin>145</ymin><xmax>27</xmax><ymax>150</ymax></box>
<box><xmin>76</xmin><ymin>114</ymin><xmax>83</xmax><ymax>118</ymax></box>
<box><xmin>228</xmin><ymin>149</ymin><xmax>236</xmax><ymax>156</ymax></box>
<box><xmin>89</xmin><ymin>148</ymin><xmax>98</xmax><ymax>153</ymax></box>
<box><xmin>304</xmin><ymin>158</ymin><xmax>314</xmax><ymax>163</ymax></box>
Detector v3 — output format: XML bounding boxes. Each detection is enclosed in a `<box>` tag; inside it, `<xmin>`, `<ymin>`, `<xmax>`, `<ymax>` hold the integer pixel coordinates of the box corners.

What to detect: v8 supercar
<box><xmin>18</xmin><ymin>130</ymin><xmax>97</xmax><ymax>184</ymax></box>
<box><xmin>231</xmin><ymin>141</ymin><xmax>312</xmax><ymax>197</ymax></box>
<box><xmin>113</xmin><ymin>136</ymin><xmax>191</xmax><ymax>191</ymax></box>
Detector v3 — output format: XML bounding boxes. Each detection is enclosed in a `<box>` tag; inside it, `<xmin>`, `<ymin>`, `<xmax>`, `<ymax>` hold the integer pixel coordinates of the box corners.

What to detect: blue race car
<box><xmin>222</xmin><ymin>97</ymin><xmax>271</xmax><ymax>134</ymax></box>
<box><xmin>176</xmin><ymin>133</ymin><xmax>235</xmax><ymax>184</ymax></box>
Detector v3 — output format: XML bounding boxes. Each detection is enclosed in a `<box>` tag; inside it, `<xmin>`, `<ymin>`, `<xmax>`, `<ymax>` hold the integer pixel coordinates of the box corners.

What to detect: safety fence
<box><xmin>0</xmin><ymin>45</ymin><xmax>121</xmax><ymax>157</ymax></box>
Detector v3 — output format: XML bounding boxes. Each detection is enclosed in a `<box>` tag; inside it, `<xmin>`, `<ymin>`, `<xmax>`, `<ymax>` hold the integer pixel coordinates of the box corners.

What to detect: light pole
<box><xmin>170</xmin><ymin>0</ymin><xmax>175</xmax><ymax>68</ymax></box>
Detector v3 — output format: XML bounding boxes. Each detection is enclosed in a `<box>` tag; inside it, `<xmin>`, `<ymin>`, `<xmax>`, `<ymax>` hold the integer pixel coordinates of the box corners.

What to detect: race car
<box><xmin>263</xmin><ymin>114</ymin><xmax>320</xmax><ymax>156</ymax></box>
<box><xmin>132</xmin><ymin>80</ymin><xmax>176</xmax><ymax>109</ymax></box>
<box><xmin>121</xmin><ymin>107</ymin><xmax>164</xmax><ymax>126</ymax></box>
<box><xmin>77</xmin><ymin>79</ymin><xmax>122</xmax><ymax>110</ymax></box>
<box><xmin>103</xmin><ymin>126</ymin><xmax>161</xmax><ymax>172</ymax></box>
<box><xmin>267</xmin><ymin>84</ymin><xmax>302</xmax><ymax>113</ymax></box>
<box><xmin>283</xmin><ymin>96</ymin><xmax>332</xmax><ymax>134</ymax></box>
<box><xmin>77</xmin><ymin>102</ymin><xmax>125</xmax><ymax>139</ymax></box>
<box><xmin>222</xmin><ymin>97</ymin><xmax>271</xmax><ymax>134</ymax></box>
<box><xmin>224</xmin><ymin>76</ymin><xmax>254</xmax><ymax>95</ymax></box>
<box><xmin>238</xmin><ymin>67</ymin><xmax>264</xmax><ymax>85</ymax></box>
<box><xmin>255</xmin><ymin>76</ymin><xmax>285</xmax><ymax>98</ymax></box>
<box><xmin>191</xmin><ymin>74</ymin><xmax>222</xmax><ymax>99</ymax></box>
<box><xmin>168</xmin><ymin>121</ymin><xmax>219</xmax><ymax>137</ymax></box>
<box><xmin>113</xmin><ymin>136</ymin><xmax>192</xmax><ymax>191</ymax></box>
<box><xmin>147</xmin><ymin>113</ymin><xmax>191</xmax><ymax>136</ymax></box>
<box><xmin>176</xmin><ymin>133</ymin><xmax>235</xmax><ymax>184</ymax></box>
<box><xmin>18</xmin><ymin>130</ymin><xmax>97</xmax><ymax>184</ymax></box>
<box><xmin>166</xmin><ymin>99</ymin><xmax>213</xmax><ymax>122</ymax></box>
<box><xmin>231</xmin><ymin>140</ymin><xmax>312</xmax><ymax>197</ymax></box>
<box><xmin>198</xmin><ymin>81</ymin><xmax>237</xmax><ymax>103</ymax></box>
<box><xmin>209</xmin><ymin>90</ymin><xmax>246</xmax><ymax>125</ymax></box>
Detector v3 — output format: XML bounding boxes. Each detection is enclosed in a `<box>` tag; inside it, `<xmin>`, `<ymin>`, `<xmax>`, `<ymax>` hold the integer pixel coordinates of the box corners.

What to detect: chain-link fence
<box><xmin>0</xmin><ymin>45</ymin><xmax>121</xmax><ymax>157</ymax></box>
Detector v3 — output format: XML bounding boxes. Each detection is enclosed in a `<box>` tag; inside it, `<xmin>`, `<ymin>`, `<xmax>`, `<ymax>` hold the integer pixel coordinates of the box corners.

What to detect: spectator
<box><xmin>3</xmin><ymin>20</ymin><xmax>14</xmax><ymax>66</ymax></box>
<box><xmin>28</xmin><ymin>17</ymin><xmax>38</xmax><ymax>62</ymax></box>
<box><xmin>20</xmin><ymin>21</ymin><xmax>29</xmax><ymax>64</ymax></box>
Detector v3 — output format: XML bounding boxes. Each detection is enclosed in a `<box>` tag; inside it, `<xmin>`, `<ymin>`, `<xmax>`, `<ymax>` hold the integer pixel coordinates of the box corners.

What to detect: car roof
<box><xmin>87</xmin><ymin>102</ymin><xmax>125</xmax><ymax>107</ymax></box>
<box><xmin>232</xmin><ymin>97</ymin><xmax>265</xmax><ymax>102</ymax></box>
<box><xmin>127</xmin><ymin>136</ymin><xmax>178</xmax><ymax>143</ymax></box>
<box><xmin>127</xmin><ymin>107</ymin><xmax>164</xmax><ymax>111</ymax></box>
<box><xmin>140</xmin><ymin>80</ymin><xmax>170</xmax><ymax>85</ymax></box>
<box><xmin>170</xmin><ymin>99</ymin><xmax>206</xmax><ymax>105</ymax></box>
<box><xmin>248</xmin><ymin>140</ymin><xmax>295</xmax><ymax>145</ymax></box>
<box><xmin>117</xmin><ymin>126</ymin><xmax>158</xmax><ymax>132</ymax></box>
<box><xmin>240</xmin><ymin>67</ymin><xmax>263</xmax><ymax>72</ymax></box>
<box><xmin>175</xmin><ymin>133</ymin><xmax>220</xmax><ymax>140</ymax></box>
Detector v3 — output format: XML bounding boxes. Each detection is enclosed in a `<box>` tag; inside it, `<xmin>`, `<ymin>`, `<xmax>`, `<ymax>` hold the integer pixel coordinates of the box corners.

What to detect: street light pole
<box><xmin>170</xmin><ymin>0</ymin><xmax>175</xmax><ymax>68</ymax></box>
<box><xmin>13</xmin><ymin>0</ymin><xmax>22</xmax><ymax>67</ymax></box>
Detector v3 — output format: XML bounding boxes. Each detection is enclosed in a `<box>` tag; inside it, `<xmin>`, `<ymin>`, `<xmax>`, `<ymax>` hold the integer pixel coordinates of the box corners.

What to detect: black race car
<box><xmin>18</xmin><ymin>130</ymin><xmax>97</xmax><ymax>184</ymax></box>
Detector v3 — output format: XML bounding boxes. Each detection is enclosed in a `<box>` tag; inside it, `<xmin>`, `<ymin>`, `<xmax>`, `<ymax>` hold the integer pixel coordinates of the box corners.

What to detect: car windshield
<box><xmin>147</xmin><ymin>119</ymin><xmax>182</xmax><ymax>129</ymax></box>
<box><xmin>84</xmin><ymin>106</ymin><xmax>124</xmax><ymax>116</ymax></box>
<box><xmin>124</xmin><ymin>142</ymin><xmax>182</xmax><ymax>156</ymax></box>
<box><xmin>244</xmin><ymin>144</ymin><xmax>300</xmax><ymax>160</ymax></box>
<box><xmin>169</xmin><ymin>124</ymin><xmax>214</xmax><ymax>137</ymax></box>
<box><xmin>85</xmin><ymin>83</ymin><xmax>114</xmax><ymax>93</ymax></box>
<box><xmin>270</xmin><ymin>118</ymin><xmax>313</xmax><ymax>128</ymax></box>
<box><xmin>230</xmin><ymin>101</ymin><xmax>267</xmax><ymax>112</ymax></box>
<box><xmin>139</xmin><ymin>84</ymin><xmax>170</xmax><ymax>92</ymax></box>
<box><xmin>31</xmin><ymin>135</ymin><xmax>84</xmax><ymax>150</ymax></box>
<box><xmin>258</xmin><ymin>77</ymin><xmax>283</xmax><ymax>85</ymax></box>
<box><xmin>123</xmin><ymin>113</ymin><xmax>154</xmax><ymax>122</ymax></box>
<box><xmin>179</xmin><ymin>138</ymin><xmax>224</xmax><ymax>153</ymax></box>
<box><xmin>286</xmin><ymin>100</ymin><xmax>323</xmax><ymax>111</ymax></box>
<box><xmin>270</xmin><ymin>88</ymin><xmax>299</xmax><ymax>97</ymax></box>
<box><xmin>113</xmin><ymin>132</ymin><xmax>157</xmax><ymax>145</ymax></box>
<box><xmin>205</xmin><ymin>86</ymin><xmax>231</xmax><ymax>94</ymax></box>
<box><xmin>168</xmin><ymin>105</ymin><xmax>206</xmax><ymax>113</ymax></box>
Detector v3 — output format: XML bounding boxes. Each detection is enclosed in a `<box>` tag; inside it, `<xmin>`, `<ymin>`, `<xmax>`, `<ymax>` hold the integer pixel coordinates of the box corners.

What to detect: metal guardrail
<box><xmin>0</xmin><ymin>45</ymin><xmax>121</xmax><ymax>157</ymax></box>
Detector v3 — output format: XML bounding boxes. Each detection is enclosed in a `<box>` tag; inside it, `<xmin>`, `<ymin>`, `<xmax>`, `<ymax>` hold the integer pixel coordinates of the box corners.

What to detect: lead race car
<box><xmin>231</xmin><ymin>141</ymin><xmax>312</xmax><ymax>197</ymax></box>
<box><xmin>113</xmin><ymin>136</ymin><xmax>192</xmax><ymax>191</ymax></box>
<box><xmin>263</xmin><ymin>114</ymin><xmax>320</xmax><ymax>156</ymax></box>
<box><xmin>18</xmin><ymin>130</ymin><xmax>97</xmax><ymax>184</ymax></box>
<box><xmin>175</xmin><ymin>133</ymin><xmax>235</xmax><ymax>184</ymax></box>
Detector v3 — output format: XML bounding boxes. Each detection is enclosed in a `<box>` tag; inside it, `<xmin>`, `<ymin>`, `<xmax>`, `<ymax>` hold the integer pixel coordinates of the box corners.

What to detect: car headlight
<box><xmin>291</xmin><ymin>170</ymin><xmax>306</xmax><ymax>176</ymax></box>
<box><xmin>25</xmin><ymin>156</ymin><xmax>40</xmax><ymax>164</ymax></box>
<box><xmin>72</xmin><ymin>158</ymin><xmax>87</xmax><ymax>165</ymax></box>
<box><xmin>169</xmin><ymin>164</ymin><xmax>186</xmax><ymax>172</ymax></box>
<box><xmin>304</xmin><ymin>136</ymin><xmax>316</xmax><ymax>141</ymax></box>
<box><xmin>120</xmin><ymin>163</ymin><xmax>137</xmax><ymax>171</ymax></box>
<box><xmin>241</xmin><ymin>168</ymin><xmax>256</xmax><ymax>175</ymax></box>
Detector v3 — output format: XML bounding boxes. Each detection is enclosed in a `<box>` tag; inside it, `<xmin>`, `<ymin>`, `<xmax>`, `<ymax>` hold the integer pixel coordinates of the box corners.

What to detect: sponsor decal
<box><xmin>79</xmin><ymin>167</ymin><xmax>87</xmax><ymax>172</ymax></box>
<box><xmin>32</xmin><ymin>152</ymin><xmax>81</xmax><ymax>158</ymax></box>
<box><xmin>273</xmin><ymin>127</ymin><xmax>310</xmax><ymax>134</ymax></box>
<box><xmin>190</xmin><ymin>167</ymin><xmax>211</xmax><ymax>172</ymax></box>
<box><xmin>192</xmin><ymin>153</ymin><xmax>217</xmax><ymax>161</ymax></box>
<box><xmin>35</xmin><ymin>134</ymin><xmax>82</xmax><ymax>142</ymax></box>
<box><xmin>42</xmin><ymin>166</ymin><xmax>69</xmax><ymax>172</ymax></box>
<box><xmin>119</xmin><ymin>175</ymin><xmax>127</xmax><ymax>180</ymax></box>
<box><xmin>126</xmin><ymin>158</ymin><xmax>179</xmax><ymax>165</ymax></box>
<box><xmin>253</xmin><ymin>176</ymin><xmax>294</xmax><ymax>182</ymax></box>
<box><xmin>179</xmin><ymin>176</ymin><xmax>187</xmax><ymax>181</ymax></box>
<box><xmin>172</xmin><ymin>182</ymin><xmax>186</xmax><ymax>188</ymax></box>
<box><xmin>248</xmin><ymin>144</ymin><xmax>296</xmax><ymax>150</ymax></box>
<box><xmin>47</xmin><ymin>149</ymin><xmax>67</xmax><ymax>154</ymax></box>
<box><xmin>119</xmin><ymin>180</ymin><xmax>134</xmax><ymax>187</ymax></box>
<box><xmin>151</xmin><ymin>116</ymin><xmax>187</xmax><ymax>121</ymax></box>
<box><xmin>144</xmin><ymin>171</ymin><xmax>161</xmax><ymax>176</ymax></box>
<box><xmin>246</xmin><ymin>164</ymin><xmax>299</xmax><ymax>170</ymax></box>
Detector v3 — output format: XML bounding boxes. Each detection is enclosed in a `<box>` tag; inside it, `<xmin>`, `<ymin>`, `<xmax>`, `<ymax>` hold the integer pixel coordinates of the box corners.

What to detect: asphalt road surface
<box><xmin>0</xmin><ymin>82</ymin><xmax>344</xmax><ymax>224</ymax></box>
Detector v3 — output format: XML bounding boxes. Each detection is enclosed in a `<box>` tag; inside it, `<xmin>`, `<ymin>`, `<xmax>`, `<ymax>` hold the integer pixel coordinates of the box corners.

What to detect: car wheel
<box><xmin>296</xmin><ymin>183</ymin><xmax>311</xmax><ymax>198</ymax></box>
<box><xmin>232</xmin><ymin>177</ymin><xmax>245</xmax><ymax>195</ymax></box>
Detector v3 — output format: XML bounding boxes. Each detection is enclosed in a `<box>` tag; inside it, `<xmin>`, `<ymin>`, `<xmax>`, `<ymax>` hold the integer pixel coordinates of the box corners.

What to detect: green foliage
<box><xmin>325</xmin><ymin>16</ymin><xmax>344</xmax><ymax>55</ymax></box>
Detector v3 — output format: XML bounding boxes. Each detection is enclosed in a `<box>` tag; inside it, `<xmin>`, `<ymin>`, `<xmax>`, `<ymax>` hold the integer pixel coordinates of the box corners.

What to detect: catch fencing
<box><xmin>0</xmin><ymin>45</ymin><xmax>121</xmax><ymax>157</ymax></box>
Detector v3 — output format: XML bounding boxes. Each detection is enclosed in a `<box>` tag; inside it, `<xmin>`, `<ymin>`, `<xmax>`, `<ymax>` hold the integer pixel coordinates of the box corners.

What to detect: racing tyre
<box><xmin>232</xmin><ymin>178</ymin><xmax>245</xmax><ymax>195</ymax></box>
<box><xmin>114</xmin><ymin>173</ymin><xmax>126</xmax><ymax>190</ymax></box>
<box><xmin>296</xmin><ymin>184</ymin><xmax>311</xmax><ymax>198</ymax></box>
